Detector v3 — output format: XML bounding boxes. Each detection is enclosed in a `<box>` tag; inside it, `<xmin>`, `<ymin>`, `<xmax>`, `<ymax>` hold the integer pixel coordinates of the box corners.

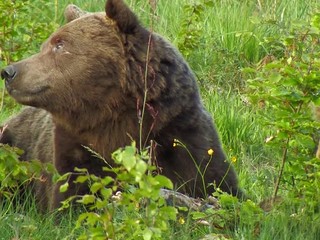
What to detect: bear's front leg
<box><xmin>51</xmin><ymin>125</ymin><xmax>93</xmax><ymax>210</ymax></box>
<box><xmin>51</xmin><ymin>124</ymin><xmax>111</xmax><ymax>210</ymax></box>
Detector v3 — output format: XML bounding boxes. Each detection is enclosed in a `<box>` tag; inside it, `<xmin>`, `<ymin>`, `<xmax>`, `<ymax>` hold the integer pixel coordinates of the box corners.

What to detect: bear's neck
<box><xmin>52</xmin><ymin>106</ymin><xmax>156</xmax><ymax>160</ymax></box>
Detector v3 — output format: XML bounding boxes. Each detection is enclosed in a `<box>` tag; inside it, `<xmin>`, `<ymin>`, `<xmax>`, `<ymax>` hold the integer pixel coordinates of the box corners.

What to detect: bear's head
<box><xmin>2</xmin><ymin>1</ymin><xmax>155</xmax><ymax>111</ymax></box>
<box><xmin>1</xmin><ymin>0</ymin><xmax>198</xmax><ymax>130</ymax></box>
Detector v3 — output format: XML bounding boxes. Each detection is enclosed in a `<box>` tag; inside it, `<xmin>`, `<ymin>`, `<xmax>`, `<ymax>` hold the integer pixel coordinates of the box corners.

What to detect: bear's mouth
<box><xmin>7</xmin><ymin>85</ymin><xmax>50</xmax><ymax>103</ymax></box>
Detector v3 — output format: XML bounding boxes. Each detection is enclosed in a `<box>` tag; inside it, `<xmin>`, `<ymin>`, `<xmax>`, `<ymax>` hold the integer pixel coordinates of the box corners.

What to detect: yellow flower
<box><xmin>208</xmin><ymin>148</ymin><xmax>214</xmax><ymax>156</ymax></box>
<box><xmin>231</xmin><ymin>156</ymin><xmax>237</xmax><ymax>163</ymax></box>
<box><xmin>178</xmin><ymin>217</ymin><xmax>185</xmax><ymax>225</ymax></box>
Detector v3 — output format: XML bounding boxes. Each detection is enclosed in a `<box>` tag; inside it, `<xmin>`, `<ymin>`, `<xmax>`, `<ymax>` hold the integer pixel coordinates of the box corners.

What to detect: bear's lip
<box><xmin>7</xmin><ymin>85</ymin><xmax>50</xmax><ymax>99</ymax></box>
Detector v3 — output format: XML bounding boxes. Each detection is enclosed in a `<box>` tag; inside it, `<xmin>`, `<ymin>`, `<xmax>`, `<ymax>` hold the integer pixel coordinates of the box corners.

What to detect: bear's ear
<box><xmin>64</xmin><ymin>4</ymin><xmax>88</xmax><ymax>23</ymax></box>
<box><xmin>105</xmin><ymin>0</ymin><xmax>140</xmax><ymax>34</ymax></box>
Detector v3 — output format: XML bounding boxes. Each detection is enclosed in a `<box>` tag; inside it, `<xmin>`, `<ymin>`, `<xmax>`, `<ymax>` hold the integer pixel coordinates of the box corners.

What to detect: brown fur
<box><xmin>1</xmin><ymin>0</ymin><xmax>242</xmax><ymax>211</ymax></box>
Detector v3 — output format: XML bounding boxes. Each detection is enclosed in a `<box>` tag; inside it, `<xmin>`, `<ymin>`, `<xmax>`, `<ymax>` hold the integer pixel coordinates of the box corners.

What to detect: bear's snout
<box><xmin>1</xmin><ymin>65</ymin><xmax>17</xmax><ymax>85</ymax></box>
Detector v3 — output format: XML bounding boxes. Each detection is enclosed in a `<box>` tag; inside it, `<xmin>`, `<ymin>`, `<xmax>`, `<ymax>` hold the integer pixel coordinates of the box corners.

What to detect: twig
<box><xmin>272</xmin><ymin>137</ymin><xmax>290</xmax><ymax>203</ymax></box>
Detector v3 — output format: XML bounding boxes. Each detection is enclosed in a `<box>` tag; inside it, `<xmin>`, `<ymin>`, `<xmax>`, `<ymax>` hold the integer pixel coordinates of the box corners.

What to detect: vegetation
<box><xmin>0</xmin><ymin>0</ymin><xmax>320</xmax><ymax>239</ymax></box>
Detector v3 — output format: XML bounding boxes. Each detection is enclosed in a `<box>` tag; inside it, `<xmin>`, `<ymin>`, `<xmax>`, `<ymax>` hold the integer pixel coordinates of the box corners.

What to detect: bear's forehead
<box><xmin>68</xmin><ymin>12</ymin><xmax>115</xmax><ymax>26</ymax></box>
<box><xmin>51</xmin><ymin>13</ymin><xmax>117</xmax><ymax>39</ymax></box>
<box><xmin>40</xmin><ymin>13</ymin><xmax>117</xmax><ymax>49</ymax></box>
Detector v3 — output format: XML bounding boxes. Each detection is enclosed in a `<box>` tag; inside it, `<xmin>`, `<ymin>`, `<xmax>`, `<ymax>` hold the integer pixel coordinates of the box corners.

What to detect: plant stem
<box><xmin>139</xmin><ymin>3</ymin><xmax>156</xmax><ymax>152</ymax></box>
<box><xmin>272</xmin><ymin>137</ymin><xmax>290</xmax><ymax>203</ymax></box>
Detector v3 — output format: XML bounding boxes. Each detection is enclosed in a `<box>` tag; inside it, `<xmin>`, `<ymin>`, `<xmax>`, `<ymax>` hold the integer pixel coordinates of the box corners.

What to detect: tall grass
<box><xmin>204</xmin><ymin>91</ymin><xmax>278</xmax><ymax>200</ymax></box>
<box><xmin>0</xmin><ymin>191</ymin><xmax>76</xmax><ymax>239</ymax></box>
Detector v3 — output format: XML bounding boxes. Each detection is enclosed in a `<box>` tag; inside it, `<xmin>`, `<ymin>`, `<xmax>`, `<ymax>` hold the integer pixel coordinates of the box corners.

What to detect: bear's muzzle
<box><xmin>1</xmin><ymin>65</ymin><xmax>17</xmax><ymax>85</ymax></box>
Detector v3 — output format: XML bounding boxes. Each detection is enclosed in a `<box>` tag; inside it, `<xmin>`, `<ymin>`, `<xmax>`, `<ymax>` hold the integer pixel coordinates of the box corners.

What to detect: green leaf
<box><xmin>313</xmin><ymin>98</ymin><xmax>320</xmax><ymax>105</ymax></box>
<box><xmin>78</xmin><ymin>194</ymin><xmax>95</xmax><ymax>205</ymax></box>
<box><xmin>74</xmin><ymin>175</ymin><xmax>88</xmax><ymax>183</ymax></box>
<box><xmin>268</xmin><ymin>72</ymin><xmax>282</xmax><ymax>83</ymax></box>
<box><xmin>160</xmin><ymin>206</ymin><xmax>178</xmax><ymax>220</ymax></box>
<box><xmin>192</xmin><ymin>211</ymin><xmax>207</xmax><ymax>220</ymax></box>
<box><xmin>56</xmin><ymin>172</ymin><xmax>72</xmax><ymax>182</ymax></box>
<box><xmin>100</xmin><ymin>188</ymin><xmax>113</xmax><ymax>199</ymax></box>
<box><xmin>101</xmin><ymin>176</ymin><xmax>114</xmax><ymax>185</ymax></box>
<box><xmin>135</xmin><ymin>160</ymin><xmax>147</xmax><ymax>176</ymax></box>
<box><xmin>154</xmin><ymin>175</ymin><xmax>173</xmax><ymax>189</ymax></box>
<box><xmin>122</xmin><ymin>146</ymin><xmax>137</xmax><ymax>171</ymax></box>
<box><xmin>76</xmin><ymin>213</ymin><xmax>89</xmax><ymax>228</ymax></box>
<box><xmin>90</xmin><ymin>182</ymin><xmax>103</xmax><ymax>194</ymax></box>
<box><xmin>74</xmin><ymin>167</ymin><xmax>88</xmax><ymax>173</ymax></box>
<box><xmin>143</xmin><ymin>228</ymin><xmax>153</xmax><ymax>240</ymax></box>
<box><xmin>59</xmin><ymin>182</ymin><xmax>69</xmax><ymax>193</ymax></box>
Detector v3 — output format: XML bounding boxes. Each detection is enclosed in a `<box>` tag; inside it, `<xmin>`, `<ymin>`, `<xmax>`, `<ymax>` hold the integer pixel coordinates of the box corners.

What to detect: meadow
<box><xmin>0</xmin><ymin>0</ymin><xmax>320</xmax><ymax>239</ymax></box>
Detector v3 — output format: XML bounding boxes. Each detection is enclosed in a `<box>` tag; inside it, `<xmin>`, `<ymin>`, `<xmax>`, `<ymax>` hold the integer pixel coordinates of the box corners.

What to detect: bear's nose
<box><xmin>1</xmin><ymin>65</ymin><xmax>17</xmax><ymax>84</ymax></box>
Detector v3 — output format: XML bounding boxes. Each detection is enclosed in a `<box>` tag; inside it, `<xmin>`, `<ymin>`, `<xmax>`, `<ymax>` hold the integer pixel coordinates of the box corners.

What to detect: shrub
<box><xmin>59</xmin><ymin>142</ymin><xmax>177</xmax><ymax>240</ymax></box>
<box><xmin>246</xmin><ymin>12</ymin><xmax>320</xmax><ymax>210</ymax></box>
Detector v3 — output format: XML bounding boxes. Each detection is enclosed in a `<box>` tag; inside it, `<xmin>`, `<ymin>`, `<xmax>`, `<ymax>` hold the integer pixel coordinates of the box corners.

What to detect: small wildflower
<box><xmin>207</xmin><ymin>148</ymin><xmax>214</xmax><ymax>156</ymax></box>
<box><xmin>178</xmin><ymin>217</ymin><xmax>185</xmax><ymax>225</ymax></box>
<box><xmin>231</xmin><ymin>156</ymin><xmax>237</xmax><ymax>163</ymax></box>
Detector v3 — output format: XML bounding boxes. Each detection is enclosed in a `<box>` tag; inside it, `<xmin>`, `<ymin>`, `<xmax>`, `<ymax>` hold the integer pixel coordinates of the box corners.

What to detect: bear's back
<box><xmin>1</xmin><ymin>107</ymin><xmax>54</xmax><ymax>163</ymax></box>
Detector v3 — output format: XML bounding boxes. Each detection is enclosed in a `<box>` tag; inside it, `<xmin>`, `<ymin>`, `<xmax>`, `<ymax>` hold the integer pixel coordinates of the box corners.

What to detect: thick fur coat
<box><xmin>0</xmin><ymin>0</ymin><xmax>241</xmax><ymax>211</ymax></box>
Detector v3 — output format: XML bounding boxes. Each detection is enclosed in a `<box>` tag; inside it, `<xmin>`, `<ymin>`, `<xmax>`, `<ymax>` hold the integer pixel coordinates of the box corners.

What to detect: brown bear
<box><xmin>0</xmin><ymin>0</ymin><xmax>242</xmax><ymax>211</ymax></box>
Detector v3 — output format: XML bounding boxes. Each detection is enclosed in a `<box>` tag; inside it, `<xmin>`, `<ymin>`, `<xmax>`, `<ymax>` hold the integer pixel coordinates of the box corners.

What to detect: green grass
<box><xmin>1</xmin><ymin>0</ymin><xmax>320</xmax><ymax>239</ymax></box>
<box><xmin>204</xmin><ymin>91</ymin><xmax>278</xmax><ymax>201</ymax></box>
<box><xmin>0</xmin><ymin>191</ymin><xmax>76</xmax><ymax>239</ymax></box>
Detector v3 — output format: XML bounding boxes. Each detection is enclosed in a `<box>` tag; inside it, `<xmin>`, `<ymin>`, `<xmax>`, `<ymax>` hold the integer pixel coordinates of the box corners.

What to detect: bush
<box><xmin>0</xmin><ymin>0</ymin><xmax>58</xmax><ymax>112</ymax></box>
<box><xmin>58</xmin><ymin>142</ymin><xmax>177</xmax><ymax>240</ymax></box>
<box><xmin>246</xmin><ymin>12</ymin><xmax>320</xmax><ymax>210</ymax></box>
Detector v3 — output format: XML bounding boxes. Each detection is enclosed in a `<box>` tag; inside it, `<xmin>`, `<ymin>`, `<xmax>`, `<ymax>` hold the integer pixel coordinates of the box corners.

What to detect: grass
<box><xmin>0</xmin><ymin>190</ymin><xmax>76</xmax><ymax>239</ymax></box>
<box><xmin>1</xmin><ymin>0</ymin><xmax>320</xmax><ymax>239</ymax></box>
<box><xmin>204</xmin><ymin>91</ymin><xmax>277</xmax><ymax>201</ymax></box>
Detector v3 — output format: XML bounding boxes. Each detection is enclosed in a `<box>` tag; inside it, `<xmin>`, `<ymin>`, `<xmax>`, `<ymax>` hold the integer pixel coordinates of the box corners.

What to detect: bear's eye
<box><xmin>53</xmin><ymin>39</ymin><xmax>64</xmax><ymax>53</ymax></box>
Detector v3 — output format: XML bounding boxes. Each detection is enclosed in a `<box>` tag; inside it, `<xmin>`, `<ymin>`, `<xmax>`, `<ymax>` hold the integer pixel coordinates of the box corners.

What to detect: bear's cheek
<box><xmin>56</xmin><ymin>53</ymin><xmax>123</xmax><ymax>90</ymax></box>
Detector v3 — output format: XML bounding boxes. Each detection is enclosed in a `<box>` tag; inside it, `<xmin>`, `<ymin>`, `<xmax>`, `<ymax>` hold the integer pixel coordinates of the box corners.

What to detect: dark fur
<box><xmin>1</xmin><ymin>0</ymin><xmax>241</xmax><ymax>211</ymax></box>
